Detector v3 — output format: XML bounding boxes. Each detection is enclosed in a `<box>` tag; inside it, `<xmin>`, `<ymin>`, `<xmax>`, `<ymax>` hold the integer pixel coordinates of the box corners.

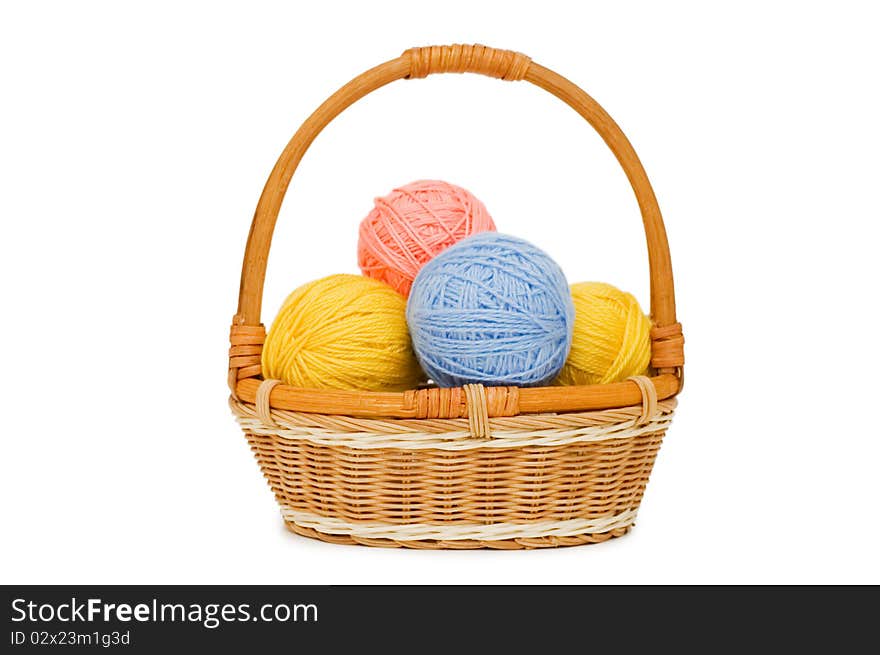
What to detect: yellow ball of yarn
<box><xmin>555</xmin><ymin>282</ymin><xmax>652</xmax><ymax>386</ymax></box>
<box><xmin>262</xmin><ymin>274</ymin><xmax>425</xmax><ymax>391</ymax></box>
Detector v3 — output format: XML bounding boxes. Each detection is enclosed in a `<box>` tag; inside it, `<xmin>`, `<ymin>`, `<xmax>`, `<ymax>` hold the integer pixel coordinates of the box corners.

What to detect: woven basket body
<box><xmin>231</xmin><ymin>396</ymin><xmax>674</xmax><ymax>548</ymax></box>
<box><xmin>228</xmin><ymin>45</ymin><xmax>684</xmax><ymax>549</ymax></box>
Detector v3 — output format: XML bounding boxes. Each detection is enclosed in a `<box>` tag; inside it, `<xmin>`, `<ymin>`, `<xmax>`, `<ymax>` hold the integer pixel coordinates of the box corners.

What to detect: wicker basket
<box><xmin>228</xmin><ymin>44</ymin><xmax>684</xmax><ymax>549</ymax></box>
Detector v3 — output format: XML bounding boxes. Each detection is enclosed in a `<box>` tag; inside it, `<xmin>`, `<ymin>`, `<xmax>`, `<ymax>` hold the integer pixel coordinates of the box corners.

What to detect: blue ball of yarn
<box><xmin>406</xmin><ymin>232</ymin><xmax>575</xmax><ymax>387</ymax></box>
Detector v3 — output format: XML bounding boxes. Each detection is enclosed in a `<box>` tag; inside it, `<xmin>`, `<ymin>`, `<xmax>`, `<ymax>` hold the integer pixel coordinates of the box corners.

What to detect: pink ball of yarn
<box><xmin>357</xmin><ymin>180</ymin><xmax>496</xmax><ymax>296</ymax></box>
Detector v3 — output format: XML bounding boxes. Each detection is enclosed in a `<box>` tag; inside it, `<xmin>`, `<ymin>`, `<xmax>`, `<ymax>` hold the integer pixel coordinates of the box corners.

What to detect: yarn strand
<box><xmin>555</xmin><ymin>281</ymin><xmax>652</xmax><ymax>386</ymax></box>
<box><xmin>407</xmin><ymin>233</ymin><xmax>574</xmax><ymax>387</ymax></box>
<box><xmin>358</xmin><ymin>180</ymin><xmax>496</xmax><ymax>296</ymax></box>
<box><xmin>263</xmin><ymin>274</ymin><xmax>426</xmax><ymax>391</ymax></box>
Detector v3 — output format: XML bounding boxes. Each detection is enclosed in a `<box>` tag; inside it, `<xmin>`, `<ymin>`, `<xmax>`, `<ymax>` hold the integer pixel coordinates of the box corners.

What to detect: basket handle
<box><xmin>233</xmin><ymin>44</ymin><xmax>683</xmax><ymax>374</ymax></box>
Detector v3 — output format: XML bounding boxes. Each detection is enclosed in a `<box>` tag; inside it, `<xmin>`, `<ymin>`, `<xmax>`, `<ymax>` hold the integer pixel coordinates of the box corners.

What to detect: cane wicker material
<box><xmin>230</xmin><ymin>393</ymin><xmax>673</xmax><ymax>548</ymax></box>
<box><xmin>228</xmin><ymin>44</ymin><xmax>684</xmax><ymax>548</ymax></box>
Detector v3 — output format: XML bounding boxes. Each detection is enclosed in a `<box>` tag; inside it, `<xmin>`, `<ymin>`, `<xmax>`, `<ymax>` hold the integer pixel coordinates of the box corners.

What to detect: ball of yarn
<box><xmin>407</xmin><ymin>233</ymin><xmax>574</xmax><ymax>387</ymax></box>
<box><xmin>555</xmin><ymin>282</ymin><xmax>652</xmax><ymax>386</ymax></box>
<box><xmin>262</xmin><ymin>274</ymin><xmax>425</xmax><ymax>391</ymax></box>
<box><xmin>358</xmin><ymin>180</ymin><xmax>496</xmax><ymax>296</ymax></box>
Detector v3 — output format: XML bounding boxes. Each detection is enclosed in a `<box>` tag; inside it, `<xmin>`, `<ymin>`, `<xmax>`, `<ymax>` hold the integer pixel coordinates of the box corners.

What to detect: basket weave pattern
<box><xmin>228</xmin><ymin>44</ymin><xmax>684</xmax><ymax>549</ymax></box>
<box><xmin>231</xmin><ymin>395</ymin><xmax>673</xmax><ymax>548</ymax></box>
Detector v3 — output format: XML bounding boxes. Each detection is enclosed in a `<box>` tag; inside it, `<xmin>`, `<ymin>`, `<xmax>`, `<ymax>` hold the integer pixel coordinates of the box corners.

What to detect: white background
<box><xmin>2</xmin><ymin>1</ymin><xmax>878</xmax><ymax>584</ymax></box>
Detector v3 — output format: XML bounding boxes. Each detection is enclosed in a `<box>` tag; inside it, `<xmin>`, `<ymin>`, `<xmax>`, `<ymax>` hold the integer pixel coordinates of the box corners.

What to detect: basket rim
<box><xmin>232</xmin><ymin>393</ymin><xmax>675</xmax><ymax>453</ymax></box>
<box><xmin>231</xmin><ymin>372</ymin><xmax>681</xmax><ymax>420</ymax></box>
